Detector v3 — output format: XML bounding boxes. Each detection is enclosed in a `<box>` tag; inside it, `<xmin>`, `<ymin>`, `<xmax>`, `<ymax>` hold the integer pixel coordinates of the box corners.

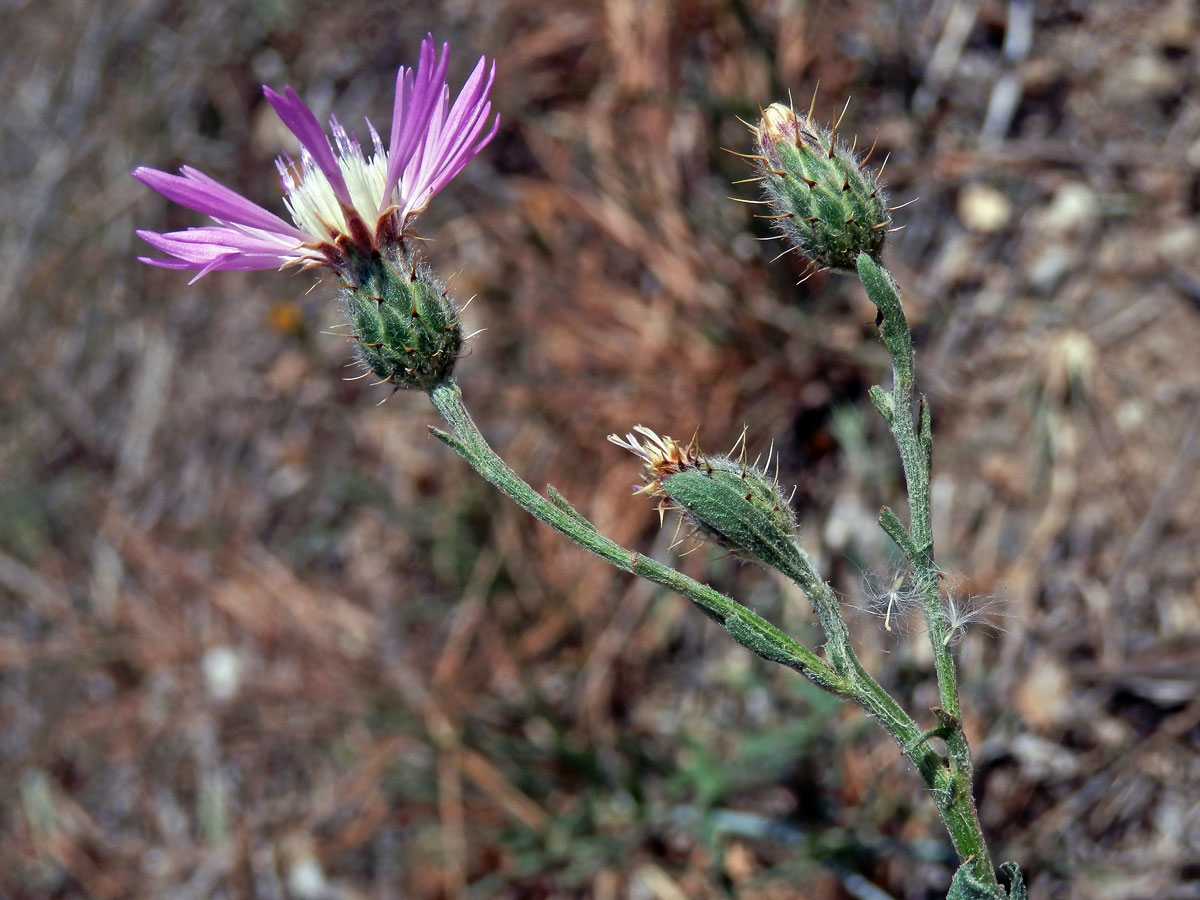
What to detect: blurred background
<box><xmin>2</xmin><ymin>0</ymin><xmax>1199</xmax><ymax>897</ymax></box>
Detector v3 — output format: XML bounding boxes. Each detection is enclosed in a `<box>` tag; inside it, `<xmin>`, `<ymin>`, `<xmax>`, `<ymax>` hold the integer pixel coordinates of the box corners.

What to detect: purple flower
<box><xmin>134</xmin><ymin>35</ymin><xmax>498</xmax><ymax>282</ymax></box>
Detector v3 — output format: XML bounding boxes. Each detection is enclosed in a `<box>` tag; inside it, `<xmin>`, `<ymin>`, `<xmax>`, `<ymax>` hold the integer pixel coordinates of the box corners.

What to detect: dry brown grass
<box><xmin>2</xmin><ymin>1</ymin><xmax>1199</xmax><ymax>897</ymax></box>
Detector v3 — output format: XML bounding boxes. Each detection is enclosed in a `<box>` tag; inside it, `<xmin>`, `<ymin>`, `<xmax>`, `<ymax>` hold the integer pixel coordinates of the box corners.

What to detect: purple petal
<box><xmin>136</xmin><ymin>226</ymin><xmax>304</xmax><ymax>282</ymax></box>
<box><xmin>422</xmin><ymin>110</ymin><xmax>500</xmax><ymax>200</ymax></box>
<box><xmin>137</xmin><ymin>255</ymin><xmax>206</xmax><ymax>271</ymax></box>
<box><xmin>138</xmin><ymin>252</ymin><xmax>286</xmax><ymax>284</ymax></box>
<box><xmin>138</xmin><ymin>226</ymin><xmax>298</xmax><ymax>258</ymax></box>
<box><xmin>382</xmin><ymin>37</ymin><xmax>498</xmax><ymax>222</ymax></box>
<box><xmin>264</xmin><ymin>85</ymin><xmax>352</xmax><ymax>205</ymax></box>
<box><xmin>435</xmin><ymin>56</ymin><xmax>494</xmax><ymax>158</ymax></box>
<box><xmin>382</xmin><ymin>35</ymin><xmax>451</xmax><ymax>210</ymax></box>
<box><xmin>133</xmin><ymin>166</ymin><xmax>307</xmax><ymax>240</ymax></box>
<box><xmin>416</xmin><ymin>59</ymin><xmax>498</xmax><ymax>197</ymax></box>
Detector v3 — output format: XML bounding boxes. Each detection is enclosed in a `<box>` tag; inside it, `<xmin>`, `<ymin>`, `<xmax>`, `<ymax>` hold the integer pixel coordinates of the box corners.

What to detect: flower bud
<box><xmin>342</xmin><ymin>251</ymin><xmax>462</xmax><ymax>391</ymax></box>
<box><xmin>753</xmin><ymin>101</ymin><xmax>889</xmax><ymax>270</ymax></box>
<box><xmin>608</xmin><ymin>427</ymin><xmax>799</xmax><ymax>572</ymax></box>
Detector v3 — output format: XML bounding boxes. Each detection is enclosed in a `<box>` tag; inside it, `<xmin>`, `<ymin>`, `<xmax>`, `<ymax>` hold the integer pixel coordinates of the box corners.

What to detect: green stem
<box><xmin>857</xmin><ymin>253</ymin><xmax>997</xmax><ymax>885</ymax></box>
<box><xmin>769</xmin><ymin>533</ymin><xmax>995</xmax><ymax>873</ymax></box>
<box><xmin>428</xmin><ymin>378</ymin><xmax>835</xmax><ymax>689</ymax></box>
<box><xmin>427</xmin><ymin>376</ymin><xmax>996</xmax><ymax>874</ymax></box>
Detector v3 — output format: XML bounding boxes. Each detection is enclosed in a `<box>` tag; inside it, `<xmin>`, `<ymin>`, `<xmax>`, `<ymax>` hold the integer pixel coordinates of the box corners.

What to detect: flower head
<box><xmin>609</xmin><ymin>426</ymin><xmax>800</xmax><ymax>570</ymax></box>
<box><xmin>134</xmin><ymin>34</ymin><xmax>498</xmax><ymax>282</ymax></box>
<box><xmin>749</xmin><ymin>100</ymin><xmax>889</xmax><ymax>271</ymax></box>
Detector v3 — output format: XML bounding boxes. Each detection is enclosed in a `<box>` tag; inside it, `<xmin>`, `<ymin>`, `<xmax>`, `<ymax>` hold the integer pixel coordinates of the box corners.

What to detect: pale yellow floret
<box><xmin>283</xmin><ymin>150</ymin><xmax>390</xmax><ymax>241</ymax></box>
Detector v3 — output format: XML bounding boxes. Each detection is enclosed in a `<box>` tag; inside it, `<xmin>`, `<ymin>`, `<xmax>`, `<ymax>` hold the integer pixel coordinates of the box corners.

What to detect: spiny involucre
<box><xmin>751</xmin><ymin>101</ymin><xmax>891</xmax><ymax>271</ymax></box>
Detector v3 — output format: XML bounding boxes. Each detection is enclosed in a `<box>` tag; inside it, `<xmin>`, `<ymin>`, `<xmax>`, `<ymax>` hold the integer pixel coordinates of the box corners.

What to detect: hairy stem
<box><xmin>428</xmin><ymin>378</ymin><xmax>836</xmax><ymax>689</ymax></box>
<box><xmin>856</xmin><ymin>253</ymin><xmax>997</xmax><ymax>885</ymax></box>
<box><xmin>426</xmin><ymin>376</ymin><xmax>996</xmax><ymax>874</ymax></box>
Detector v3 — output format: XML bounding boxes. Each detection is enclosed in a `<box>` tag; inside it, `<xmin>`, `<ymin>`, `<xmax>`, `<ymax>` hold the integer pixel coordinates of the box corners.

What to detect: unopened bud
<box><xmin>342</xmin><ymin>251</ymin><xmax>462</xmax><ymax>391</ymax></box>
<box><xmin>608</xmin><ymin>426</ymin><xmax>799</xmax><ymax>572</ymax></box>
<box><xmin>753</xmin><ymin>101</ymin><xmax>889</xmax><ymax>270</ymax></box>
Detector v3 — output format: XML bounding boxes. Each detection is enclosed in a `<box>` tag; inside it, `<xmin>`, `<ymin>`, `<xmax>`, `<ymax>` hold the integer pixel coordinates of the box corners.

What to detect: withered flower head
<box><xmin>607</xmin><ymin>426</ymin><xmax>705</xmax><ymax>521</ymax></box>
<box><xmin>609</xmin><ymin>426</ymin><xmax>800</xmax><ymax>572</ymax></box>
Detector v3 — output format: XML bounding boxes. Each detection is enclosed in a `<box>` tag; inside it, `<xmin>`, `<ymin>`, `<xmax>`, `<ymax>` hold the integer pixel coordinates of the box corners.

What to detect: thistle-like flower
<box><xmin>133</xmin><ymin>34</ymin><xmax>498</xmax><ymax>282</ymax></box>
<box><xmin>134</xmin><ymin>35</ymin><xmax>498</xmax><ymax>391</ymax></box>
